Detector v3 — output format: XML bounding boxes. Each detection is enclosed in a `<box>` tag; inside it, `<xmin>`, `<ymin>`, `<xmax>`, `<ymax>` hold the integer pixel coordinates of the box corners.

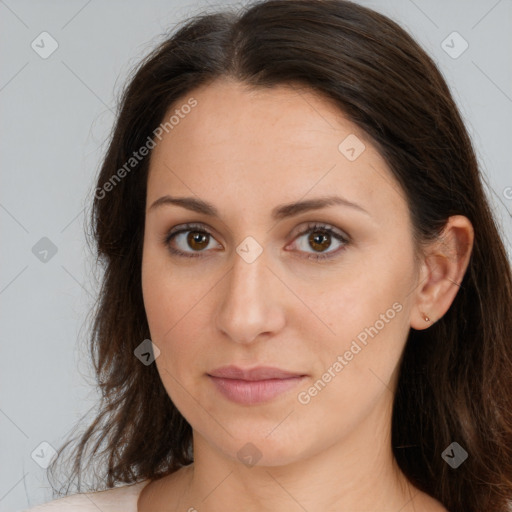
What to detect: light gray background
<box><xmin>1</xmin><ymin>0</ymin><xmax>511</xmax><ymax>510</ymax></box>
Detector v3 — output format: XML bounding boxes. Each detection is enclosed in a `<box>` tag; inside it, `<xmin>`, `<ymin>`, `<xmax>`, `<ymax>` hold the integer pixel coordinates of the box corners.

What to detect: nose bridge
<box><xmin>215</xmin><ymin>242</ymin><xmax>284</xmax><ymax>343</ymax></box>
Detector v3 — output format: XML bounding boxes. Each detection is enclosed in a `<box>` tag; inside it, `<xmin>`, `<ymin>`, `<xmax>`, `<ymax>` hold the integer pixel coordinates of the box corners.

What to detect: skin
<box><xmin>138</xmin><ymin>77</ymin><xmax>473</xmax><ymax>512</ymax></box>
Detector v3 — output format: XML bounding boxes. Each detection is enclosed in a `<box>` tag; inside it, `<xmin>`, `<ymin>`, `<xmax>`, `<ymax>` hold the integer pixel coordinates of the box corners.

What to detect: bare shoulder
<box><xmin>22</xmin><ymin>480</ymin><xmax>151</xmax><ymax>512</ymax></box>
<box><xmin>137</xmin><ymin>467</ymin><xmax>192</xmax><ymax>512</ymax></box>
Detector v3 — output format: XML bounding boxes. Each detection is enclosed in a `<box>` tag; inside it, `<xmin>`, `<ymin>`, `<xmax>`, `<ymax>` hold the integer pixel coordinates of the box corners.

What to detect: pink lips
<box><xmin>208</xmin><ymin>365</ymin><xmax>306</xmax><ymax>405</ymax></box>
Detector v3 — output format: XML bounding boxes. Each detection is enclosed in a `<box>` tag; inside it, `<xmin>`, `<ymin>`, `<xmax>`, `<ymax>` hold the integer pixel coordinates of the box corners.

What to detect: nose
<box><xmin>215</xmin><ymin>246</ymin><xmax>286</xmax><ymax>344</ymax></box>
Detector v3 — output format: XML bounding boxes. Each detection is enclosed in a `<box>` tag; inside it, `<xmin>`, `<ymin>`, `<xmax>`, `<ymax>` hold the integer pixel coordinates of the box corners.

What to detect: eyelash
<box><xmin>162</xmin><ymin>222</ymin><xmax>350</xmax><ymax>261</ymax></box>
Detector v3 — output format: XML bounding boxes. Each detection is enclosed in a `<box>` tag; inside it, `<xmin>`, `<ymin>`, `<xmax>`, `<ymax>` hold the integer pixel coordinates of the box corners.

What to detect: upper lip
<box><xmin>208</xmin><ymin>365</ymin><xmax>305</xmax><ymax>381</ymax></box>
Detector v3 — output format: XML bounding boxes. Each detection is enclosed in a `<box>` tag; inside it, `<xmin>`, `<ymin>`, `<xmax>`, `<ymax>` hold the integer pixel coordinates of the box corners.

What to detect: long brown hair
<box><xmin>47</xmin><ymin>1</ymin><xmax>512</xmax><ymax>510</ymax></box>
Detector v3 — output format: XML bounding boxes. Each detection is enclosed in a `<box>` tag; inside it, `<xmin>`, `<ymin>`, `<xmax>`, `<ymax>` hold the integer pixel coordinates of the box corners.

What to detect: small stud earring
<box><xmin>421</xmin><ymin>312</ymin><xmax>430</xmax><ymax>322</ymax></box>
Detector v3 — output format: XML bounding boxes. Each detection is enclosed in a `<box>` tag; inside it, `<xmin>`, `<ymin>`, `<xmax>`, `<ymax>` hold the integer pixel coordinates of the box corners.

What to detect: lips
<box><xmin>207</xmin><ymin>365</ymin><xmax>307</xmax><ymax>405</ymax></box>
<box><xmin>208</xmin><ymin>365</ymin><xmax>305</xmax><ymax>381</ymax></box>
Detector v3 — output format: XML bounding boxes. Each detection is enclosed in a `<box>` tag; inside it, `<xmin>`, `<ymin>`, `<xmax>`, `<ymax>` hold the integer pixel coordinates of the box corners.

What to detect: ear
<box><xmin>410</xmin><ymin>215</ymin><xmax>474</xmax><ymax>330</ymax></box>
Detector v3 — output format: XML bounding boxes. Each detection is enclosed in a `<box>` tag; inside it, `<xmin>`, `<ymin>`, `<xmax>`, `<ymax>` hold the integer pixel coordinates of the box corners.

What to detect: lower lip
<box><xmin>208</xmin><ymin>375</ymin><xmax>305</xmax><ymax>405</ymax></box>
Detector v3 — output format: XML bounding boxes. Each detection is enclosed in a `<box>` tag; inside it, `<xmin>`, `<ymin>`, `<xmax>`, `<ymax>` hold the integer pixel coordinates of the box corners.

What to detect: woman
<box><xmin>25</xmin><ymin>0</ymin><xmax>512</xmax><ymax>511</ymax></box>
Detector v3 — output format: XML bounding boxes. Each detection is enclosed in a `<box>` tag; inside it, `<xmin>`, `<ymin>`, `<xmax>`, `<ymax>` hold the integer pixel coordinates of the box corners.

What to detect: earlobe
<box><xmin>410</xmin><ymin>215</ymin><xmax>474</xmax><ymax>331</ymax></box>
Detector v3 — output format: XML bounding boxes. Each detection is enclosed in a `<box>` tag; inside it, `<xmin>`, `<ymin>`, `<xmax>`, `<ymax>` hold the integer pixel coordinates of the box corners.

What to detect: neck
<box><xmin>170</xmin><ymin>398</ymin><xmax>418</xmax><ymax>511</ymax></box>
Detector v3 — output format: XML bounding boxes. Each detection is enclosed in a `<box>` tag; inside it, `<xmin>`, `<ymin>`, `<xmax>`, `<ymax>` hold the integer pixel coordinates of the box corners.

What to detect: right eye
<box><xmin>163</xmin><ymin>222</ymin><xmax>222</xmax><ymax>258</ymax></box>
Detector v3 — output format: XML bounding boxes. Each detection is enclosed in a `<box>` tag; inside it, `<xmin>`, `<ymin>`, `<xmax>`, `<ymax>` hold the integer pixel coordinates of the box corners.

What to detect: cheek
<box><xmin>314</xmin><ymin>251</ymin><xmax>412</xmax><ymax>337</ymax></box>
<box><xmin>306</xmin><ymin>248</ymin><xmax>414</xmax><ymax>392</ymax></box>
<box><xmin>295</xmin><ymin>296</ymin><xmax>409</xmax><ymax>444</ymax></box>
<box><xmin>142</xmin><ymin>279</ymin><xmax>195</xmax><ymax>358</ymax></box>
<box><xmin>141</xmin><ymin>264</ymin><xmax>208</xmax><ymax>418</ymax></box>
<box><xmin>141</xmin><ymin>249</ymin><xmax>215</xmax><ymax>383</ymax></box>
<box><xmin>142</xmin><ymin>237</ymin><xmax>195</xmax><ymax>335</ymax></box>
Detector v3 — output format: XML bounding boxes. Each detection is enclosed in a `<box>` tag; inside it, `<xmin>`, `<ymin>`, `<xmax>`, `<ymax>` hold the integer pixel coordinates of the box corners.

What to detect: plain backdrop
<box><xmin>1</xmin><ymin>0</ymin><xmax>511</xmax><ymax>510</ymax></box>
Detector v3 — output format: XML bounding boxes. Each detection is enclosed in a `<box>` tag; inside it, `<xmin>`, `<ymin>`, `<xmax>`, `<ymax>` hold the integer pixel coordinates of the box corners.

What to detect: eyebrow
<box><xmin>148</xmin><ymin>194</ymin><xmax>370</xmax><ymax>220</ymax></box>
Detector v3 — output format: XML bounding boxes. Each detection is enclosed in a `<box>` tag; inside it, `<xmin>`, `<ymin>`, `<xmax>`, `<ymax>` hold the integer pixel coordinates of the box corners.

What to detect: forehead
<box><xmin>151</xmin><ymin>78</ymin><xmax>368</xmax><ymax>160</ymax></box>
<box><xmin>147</xmin><ymin>78</ymin><xmax>405</xmax><ymax>222</ymax></box>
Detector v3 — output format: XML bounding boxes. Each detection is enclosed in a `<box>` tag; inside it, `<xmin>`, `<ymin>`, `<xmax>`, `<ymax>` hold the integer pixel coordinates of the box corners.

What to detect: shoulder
<box><xmin>22</xmin><ymin>480</ymin><xmax>151</xmax><ymax>512</ymax></box>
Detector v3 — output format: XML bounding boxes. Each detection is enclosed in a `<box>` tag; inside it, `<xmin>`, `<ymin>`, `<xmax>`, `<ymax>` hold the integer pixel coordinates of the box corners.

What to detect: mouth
<box><xmin>207</xmin><ymin>365</ymin><xmax>307</xmax><ymax>405</ymax></box>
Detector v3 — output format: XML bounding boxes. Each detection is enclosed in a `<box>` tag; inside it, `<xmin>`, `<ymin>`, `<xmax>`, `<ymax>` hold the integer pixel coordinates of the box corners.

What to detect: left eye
<box><xmin>163</xmin><ymin>222</ymin><xmax>350</xmax><ymax>261</ymax></box>
<box><xmin>289</xmin><ymin>222</ymin><xmax>349</xmax><ymax>260</ymax></box>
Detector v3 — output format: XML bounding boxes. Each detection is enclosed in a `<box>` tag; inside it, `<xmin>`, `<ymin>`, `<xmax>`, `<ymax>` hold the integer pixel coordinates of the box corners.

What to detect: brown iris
<box><xmin>309</xmin><ymin>230</ymin><xmax>331</xmax><ymax>252</ymax></box>
<box><xmin>187</xmin><ymin>231</ymin><xmax>210</xmax><ymax>251</ymax></box>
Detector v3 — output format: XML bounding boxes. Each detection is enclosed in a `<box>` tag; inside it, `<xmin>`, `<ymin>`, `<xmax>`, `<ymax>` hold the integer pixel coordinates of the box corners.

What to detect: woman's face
<box><xmin>141</xmin><ymin>78</ymin><xmax>421</xmax><ymax>466</ymax></box>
